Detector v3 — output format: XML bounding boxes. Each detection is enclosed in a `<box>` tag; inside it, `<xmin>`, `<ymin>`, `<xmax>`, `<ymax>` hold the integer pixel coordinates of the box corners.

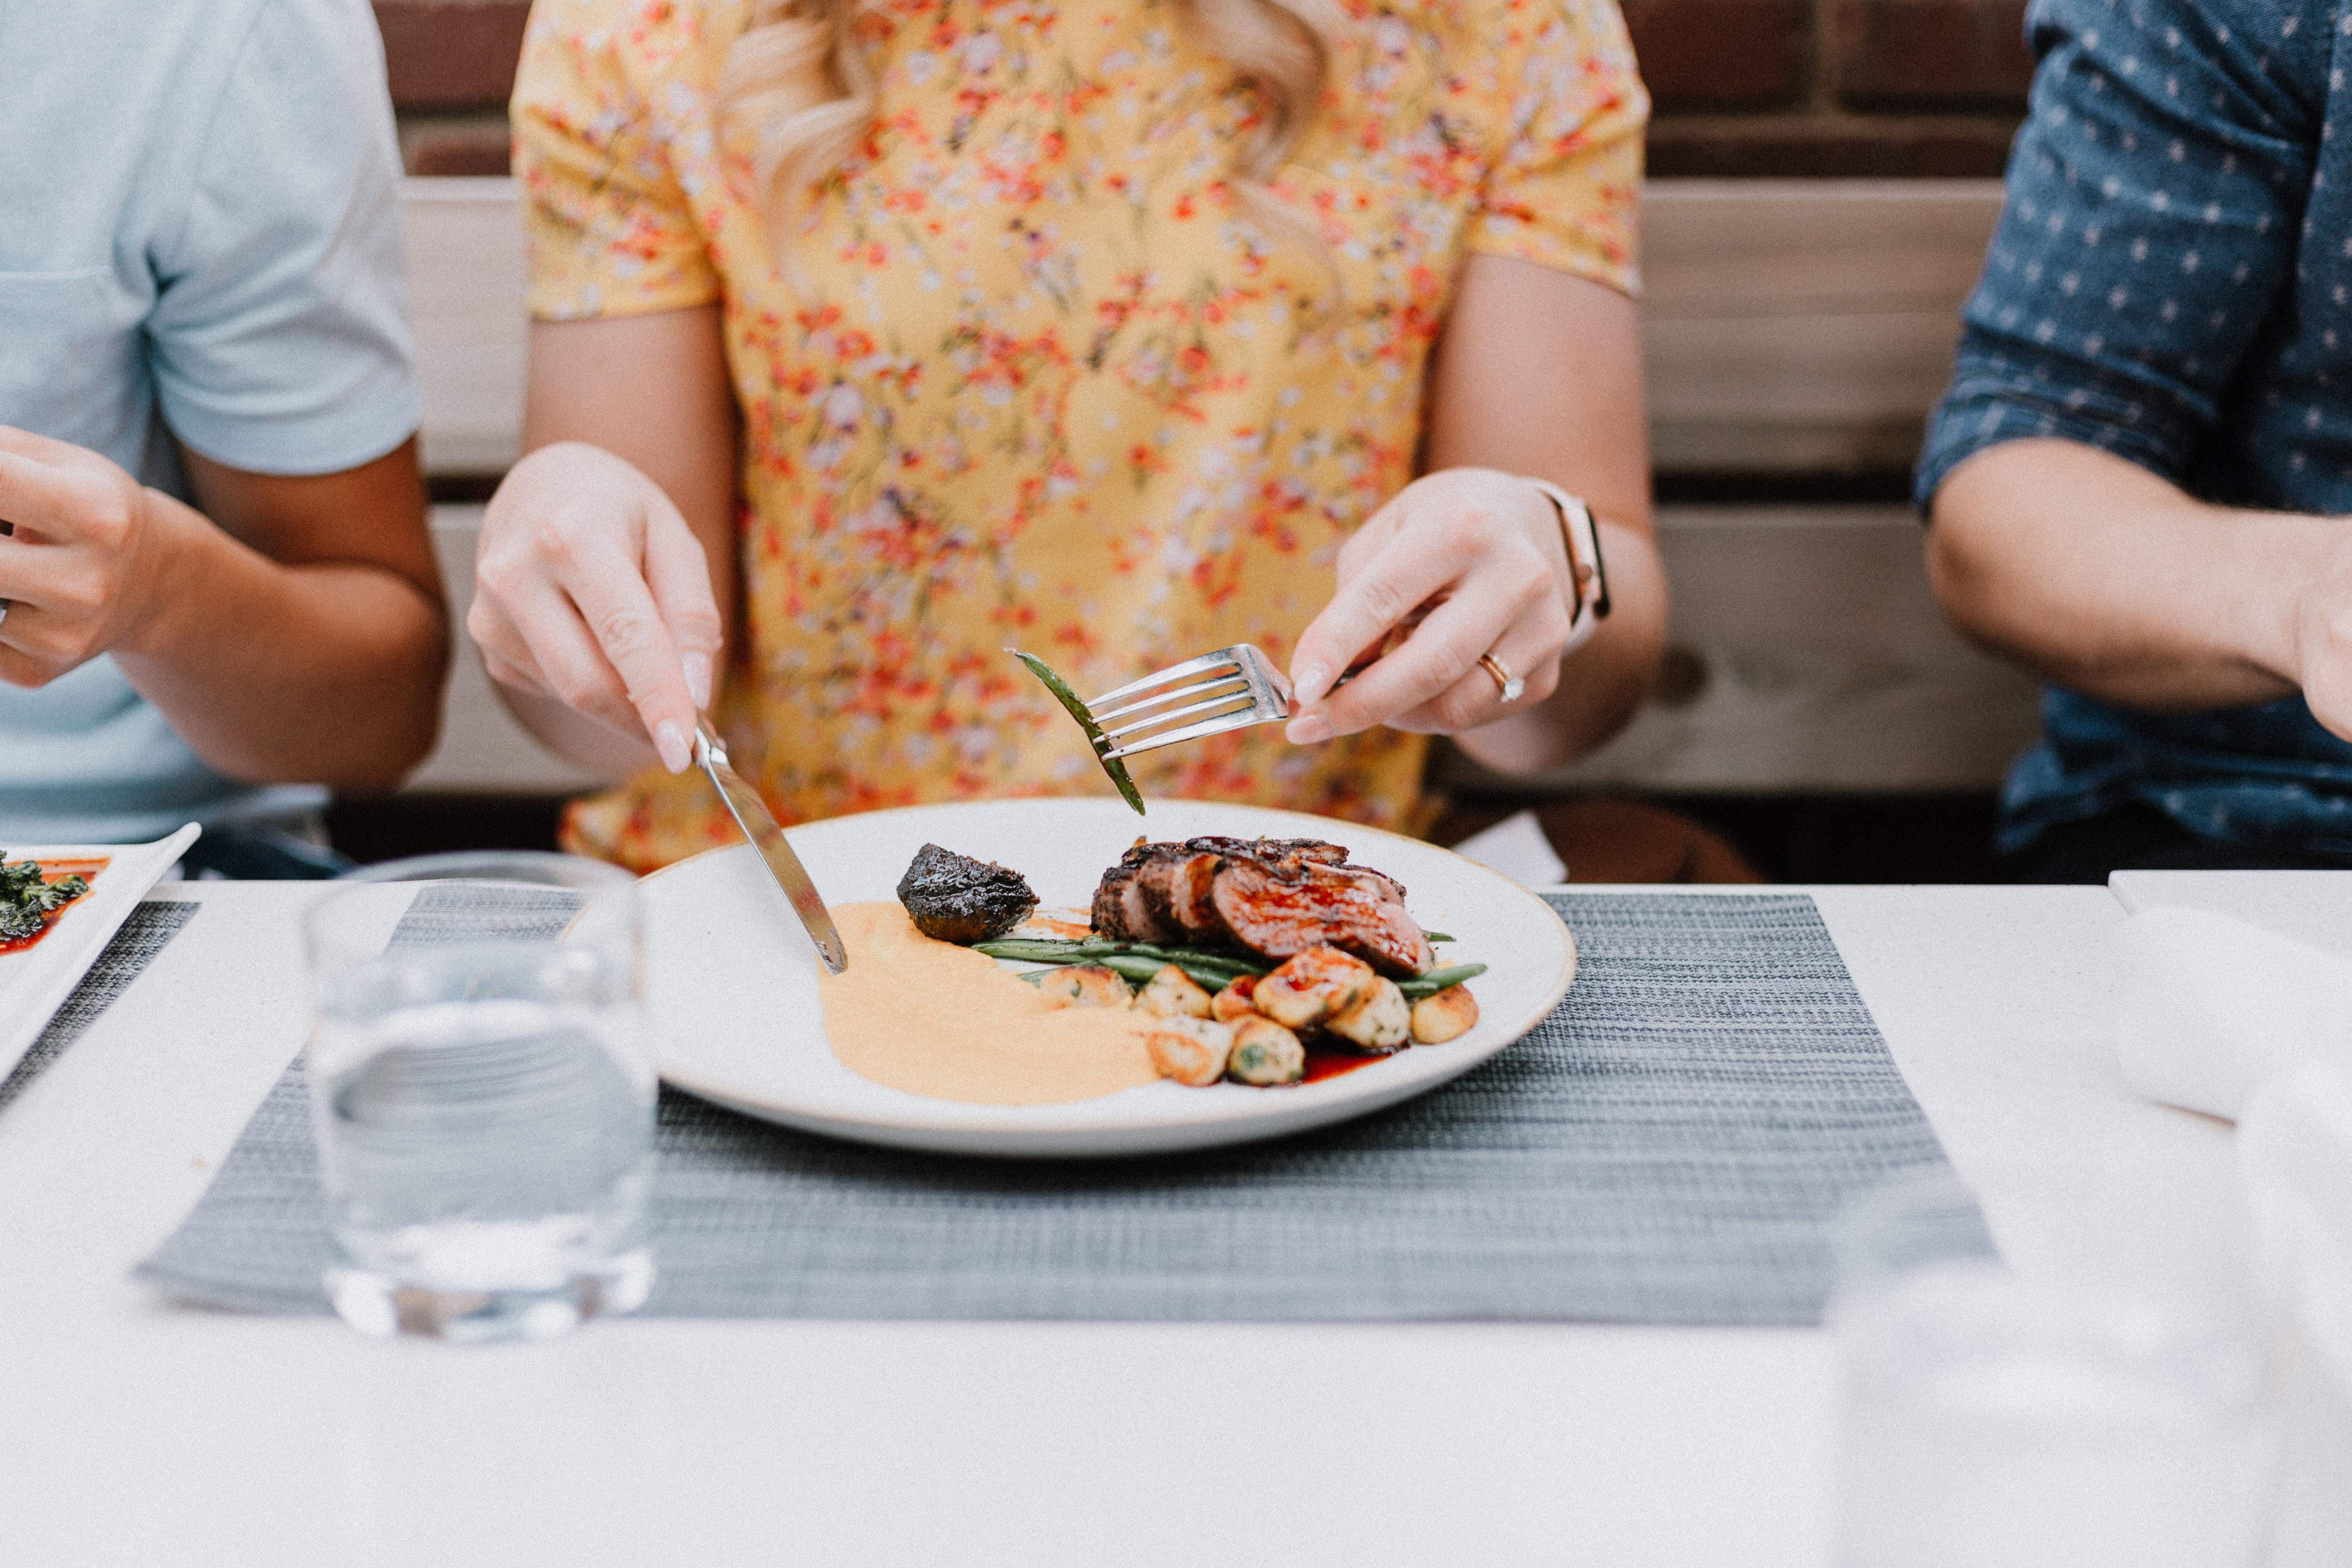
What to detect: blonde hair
<box><xmin>718</xmin><ymin>0</ymin><xmax>1345</xmax><ymax>280</ymax></box>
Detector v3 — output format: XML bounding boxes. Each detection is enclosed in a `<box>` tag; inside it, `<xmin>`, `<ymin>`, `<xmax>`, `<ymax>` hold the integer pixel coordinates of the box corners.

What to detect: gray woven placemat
<box><xmin>0</xmin><ymin>900</ymin><xmax>200</xmax><ymax>1114</ymax></box>
<box><xmin>135</xmin><ymin>888</ymin><xmax>1988</xmax><ymax>1324</ymax></box>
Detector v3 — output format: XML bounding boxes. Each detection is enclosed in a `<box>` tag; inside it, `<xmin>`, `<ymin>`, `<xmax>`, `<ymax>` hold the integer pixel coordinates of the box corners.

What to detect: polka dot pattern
<box><xmin>1916</xmin><ymin>0</ymin><xmax>2352</xmax><ymax>855</ymax></box>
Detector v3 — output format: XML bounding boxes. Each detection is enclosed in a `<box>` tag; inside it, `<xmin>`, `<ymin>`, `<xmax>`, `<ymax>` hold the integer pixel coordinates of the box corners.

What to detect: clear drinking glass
<box><xmin>1829</xmin><ymin>1170</ymin><xmax>2271</xmax><ymax>1568</ymax></box>
<box><xmin>303</xmin><ymin>852</ymin><xmax>656</xmax><ymax>1342</ymax></box>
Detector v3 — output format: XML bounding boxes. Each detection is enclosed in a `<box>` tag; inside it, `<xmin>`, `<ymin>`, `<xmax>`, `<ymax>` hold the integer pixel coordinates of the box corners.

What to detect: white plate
<box><xmin>644</xmin><ymin>799</ymin><xmax>1575</xmax><ymax>1157</ymax></box>
<box><xmin>0</xmin><ymin>824</ymin><xmax>201</xmax><ymax>1082</ymax></box>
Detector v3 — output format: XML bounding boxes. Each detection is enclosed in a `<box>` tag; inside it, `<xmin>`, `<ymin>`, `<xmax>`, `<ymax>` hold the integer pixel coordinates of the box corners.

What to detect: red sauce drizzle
<box><xmin>0</xmin><ymin>858</ymin><xmax>107</xmax><ymax>956</ymax></box>
<box><xmin>1302</xmin><ymin>1046</ymin><xmax>1384</xmax><ymax>1084</ymax></box>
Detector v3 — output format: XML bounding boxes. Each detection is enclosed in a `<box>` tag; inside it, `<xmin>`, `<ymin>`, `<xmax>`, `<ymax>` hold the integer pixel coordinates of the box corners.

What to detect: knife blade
<box><xmin>693</xmin><ymin>722</ymin><xmax>848</xmax><ymax>974</ymax></box>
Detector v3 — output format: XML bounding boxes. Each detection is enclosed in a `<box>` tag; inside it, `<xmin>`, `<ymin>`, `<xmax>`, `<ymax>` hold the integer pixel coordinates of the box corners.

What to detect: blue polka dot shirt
<box><xmin>1917</xmin><ymin>0</ymin><xmax>2352</xmax><ymax>854</ymax></box>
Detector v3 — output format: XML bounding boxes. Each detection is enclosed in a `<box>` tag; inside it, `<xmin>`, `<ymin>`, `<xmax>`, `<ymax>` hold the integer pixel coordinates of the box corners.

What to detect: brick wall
<box><xmin>379</xmin><ymin>0</ymin><xmax>527</xmax><ymax>177</ymax></box>
<box><xmin>380</xmin><ymin>0</ymin><xmax>2031</xmax><ymax>178</ymax></box>
<box><xmin>1635</xmin><ymin>0</ymin><xmax>2029</xmax><ymax>176</ymax></box>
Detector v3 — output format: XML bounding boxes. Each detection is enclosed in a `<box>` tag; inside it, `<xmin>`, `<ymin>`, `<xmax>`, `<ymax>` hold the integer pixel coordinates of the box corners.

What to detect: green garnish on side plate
<box><xmin>1008</xmin><ymin>649</ymin><xmax>1147</xmax><ymax>815</ymax></box>
<box><xmin>0</xmin><ymin>857</ymin><xmax>90</xmax><ymax>945</ymax></box>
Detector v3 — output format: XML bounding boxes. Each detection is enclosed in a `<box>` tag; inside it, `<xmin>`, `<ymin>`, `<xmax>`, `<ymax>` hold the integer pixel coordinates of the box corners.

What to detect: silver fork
<box><xmin>1085</xmin><ymin>643</ymin><xmax>1295</xmax><ymax>760</ymax></box>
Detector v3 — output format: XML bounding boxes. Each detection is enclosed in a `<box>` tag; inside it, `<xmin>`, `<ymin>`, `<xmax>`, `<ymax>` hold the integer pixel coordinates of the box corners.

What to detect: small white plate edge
<box><xmin>0</xmin><ymin>823</ymin><xmax>202</xmax><ymax>1081</ymax></box>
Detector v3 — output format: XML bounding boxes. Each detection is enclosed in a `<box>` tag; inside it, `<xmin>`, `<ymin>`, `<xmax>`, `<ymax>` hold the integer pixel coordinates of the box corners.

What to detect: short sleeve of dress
<box><xmin>511</xmin><ymin>0</ymin><xmax>723</xmax><ymax>322</ymax></box>
<box><xmin>1463</xmin><ymin>0</ymin><xmax>1648</xmax><ymax>296</ymax></box>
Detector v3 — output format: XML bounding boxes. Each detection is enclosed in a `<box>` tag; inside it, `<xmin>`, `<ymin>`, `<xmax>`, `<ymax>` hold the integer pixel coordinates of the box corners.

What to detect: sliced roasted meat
<box><xmin>1091</xmin><ymin>858</ymin><xmax>1169</xmax><ymax>942</ymax></box>
<box><xmin>1182</xmin><ymin>836</ymin><xmax>1350</xmax><ymax>870</ymax></box>
<box><xmin>1323</xmin><ymin>862</ymin><xmax>1406</xmax><ymax>906</ymax></box>
<box><xmin>1091</xmin><ymin>841</ymin><xmax>1187</xmax><ymax>941</ymax></box>
<box><xmin>1088</xmin><ymin>834</ymin><xmax>1433</xmax><ymax>975</ymax></box>
<box><xmin>1208</xmin><ymin>856</ymin><xmax>1435</xmax><ymax>977</ymax></box>
<box><xmin>1140</xmin><ymin>850</ymin><xmax>1225</xmax><ymax>940</ymax></box>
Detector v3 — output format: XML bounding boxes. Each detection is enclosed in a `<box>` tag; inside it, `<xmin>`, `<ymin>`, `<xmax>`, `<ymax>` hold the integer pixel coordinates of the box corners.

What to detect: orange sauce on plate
<box><xmin>819</xmin><ymin>903</ymin><xmax>1161</xmax><ymax>1105</ymax></box>
<box><xmin>819</xmin><ymin>902</ymin><xmax>1395</xmax><ymax>1101</ymax></box>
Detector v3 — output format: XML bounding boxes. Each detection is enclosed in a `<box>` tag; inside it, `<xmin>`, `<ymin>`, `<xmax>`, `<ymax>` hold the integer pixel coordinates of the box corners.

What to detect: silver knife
<box><xmin>693</xmin><ymin>722</ymin><xmax>848</xmax><ymax>974</ymax></box>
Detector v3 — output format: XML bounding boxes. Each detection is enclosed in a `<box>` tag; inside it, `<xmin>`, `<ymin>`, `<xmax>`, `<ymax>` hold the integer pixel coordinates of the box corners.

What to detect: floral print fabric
<box><xmin>514</xmin><ymin>0</ymin><xmax>1645</xmax><ymax>871</ymax></box>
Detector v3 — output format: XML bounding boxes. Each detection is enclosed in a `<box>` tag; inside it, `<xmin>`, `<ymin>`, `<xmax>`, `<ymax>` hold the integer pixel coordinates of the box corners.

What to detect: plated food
<box><xmin>823</xmin><ymin>836</ymin><xmax>1486</xmax><ymax>1099</ymax></box>
<box><xmin>642</xmin><ymin>797</ymin><xmax>1574</xmax><ymax>1157</ymax></box>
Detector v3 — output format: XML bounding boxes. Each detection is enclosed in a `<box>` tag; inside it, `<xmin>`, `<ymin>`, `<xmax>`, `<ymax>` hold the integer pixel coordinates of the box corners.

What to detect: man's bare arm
<box><xmin>0</xmin><ymin>428</ymin><xmax>447</xmax><ymax>793</ymax></box>
<box><xmin>1925</xmin><ymin>438</ymin><xmax>2352</xmax><ymax>733</ymax></box>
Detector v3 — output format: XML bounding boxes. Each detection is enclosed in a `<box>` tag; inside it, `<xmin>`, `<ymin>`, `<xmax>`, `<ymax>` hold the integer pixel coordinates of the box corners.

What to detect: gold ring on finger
<box><xmin>1479</xmin><ymin>652</ymin><xmax>1523</xmax><ymax>703</ymax></box>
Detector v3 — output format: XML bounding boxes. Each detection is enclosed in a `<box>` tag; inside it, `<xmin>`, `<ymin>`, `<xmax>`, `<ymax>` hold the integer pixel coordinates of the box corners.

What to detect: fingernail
<box><xmin>682</xmin><ymin>652</ymin><xmax>713</xmax><ymax>710</ymax></box>
<box><xmin>1292</xmin><ymin>661</ymin><xmax>1333</xmax><ymax>708</ymax></box>
<box><xmin>1286</xmin><ymin>714</ymin><xmax>1333</xmax><ymax>745</ymax></box>
<box><xmin>654</xmin><ymin>719</ymin><xmax>691</xmax><ymax>773</ymax></box>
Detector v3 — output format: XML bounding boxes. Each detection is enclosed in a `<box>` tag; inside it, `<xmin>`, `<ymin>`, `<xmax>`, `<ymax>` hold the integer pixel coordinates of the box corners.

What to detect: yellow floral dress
<box><xmin>514</xmin><ymin>0</ymin><xmax>1645</xmax><ymax>872</ymax></box>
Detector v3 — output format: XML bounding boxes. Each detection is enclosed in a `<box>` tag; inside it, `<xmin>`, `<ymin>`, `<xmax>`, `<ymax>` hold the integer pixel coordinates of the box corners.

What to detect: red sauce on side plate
<box><xmin>0</xmin><ymin>858</ymin><xmax>108</xmax><ymax>956</ymax></box>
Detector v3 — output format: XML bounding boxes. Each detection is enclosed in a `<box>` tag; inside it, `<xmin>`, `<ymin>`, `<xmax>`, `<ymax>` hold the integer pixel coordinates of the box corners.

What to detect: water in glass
<box><xmin>306</xmin><ymin>855</ymin><xmax>655</xmax><ymax>1342</ymax></box>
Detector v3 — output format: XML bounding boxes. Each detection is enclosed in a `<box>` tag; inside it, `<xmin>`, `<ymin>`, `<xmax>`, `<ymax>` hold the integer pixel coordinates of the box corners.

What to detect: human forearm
<box><xmin>1400</xmin><ymin>257</ymin><xmax>1661</xmax><ymax>773</ymax></box>
<box><xmin>113</xmin><ymin>485</ymin><xmax>447</xmax><ymax>790</ymax></box>
<box><xmin>474</xmin><ymin>311</ymin><xmax>738</xmax><ymax>780</ymax></box>
<box><xmin>0</xmin><ymin>429</ymin><xmax>446</xmax><ymax>793</ymax></box>
<box><xmin>1927</xmin><ymin>439</ymin><xmax>2321</xmax><ymax>714</ymax></box>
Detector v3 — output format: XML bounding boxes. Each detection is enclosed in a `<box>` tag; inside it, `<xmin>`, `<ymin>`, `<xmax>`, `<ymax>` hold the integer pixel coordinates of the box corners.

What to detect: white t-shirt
<box><xmin>0</xmin><ymin>0</ymin><xmax>419</xmax><ymax>843</ymax></box>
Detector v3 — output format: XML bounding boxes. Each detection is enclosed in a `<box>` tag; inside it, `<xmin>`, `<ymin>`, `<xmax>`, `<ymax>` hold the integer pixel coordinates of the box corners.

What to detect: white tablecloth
<box><xmin>0</xmin><ymin>883</ymin><xmax>2263</xmax><ymax>1566</ymax></box>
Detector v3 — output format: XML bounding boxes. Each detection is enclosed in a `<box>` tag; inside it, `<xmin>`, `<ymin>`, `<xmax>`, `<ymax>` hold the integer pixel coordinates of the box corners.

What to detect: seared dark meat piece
<box><xmin>896</xmin><ymin>843</ymin><xmax>1038</xmax><ymax>944</ymax></box>
<box><xmin>1089</xmin><ymin>836</ymin><xmax>1433</xmax><ymax>977</ymax></box>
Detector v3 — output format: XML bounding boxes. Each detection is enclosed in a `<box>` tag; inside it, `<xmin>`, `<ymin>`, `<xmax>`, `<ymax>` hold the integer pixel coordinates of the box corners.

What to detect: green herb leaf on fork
<box><xmin>1008</xmin><ymin>649</ymin><xmax>1147</xmax><ymax>815</ymax></box>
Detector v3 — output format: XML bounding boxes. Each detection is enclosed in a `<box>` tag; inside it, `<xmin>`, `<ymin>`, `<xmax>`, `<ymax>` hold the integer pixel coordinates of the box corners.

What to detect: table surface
<box><xmin>0</xmin><ymin>877</ymin><xmax>2305</xmax><ymax>1567</ymax></box>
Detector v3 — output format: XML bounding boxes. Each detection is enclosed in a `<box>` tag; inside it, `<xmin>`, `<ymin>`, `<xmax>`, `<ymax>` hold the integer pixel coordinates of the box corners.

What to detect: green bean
<box><xmin>974</xmin><ymin>938</ymin><xmax>1104</xmax><ymax>962</ymax></box>
<box><xmin>977</xmin><ymin>936</ymin><xmax>1266</xmax><ymax>977</ymax></box>
<box><xmin>980</xmin><ymin>936</ymin><xmax>1473</xmax><ymax>998</ymax></box>
<box><xmin>986</xmin><ymin>948</ymin><xmax>1176</xmax><ymax>987</ymax></box>
<box><xmin>1399</xmin><ymin>962</ymin><xmax>1486</xmax><ymax>999</ymax></box>
<box><xmin>1114</xmin><ymin>955</ymin><xmax>1254</xmax><ymax>991</ymax></box>
<box><xmin>1118</xmin><ymin>943</ymin><xmax>1266</xmax><ymax>976</ymax></box>
<box><xmin>1009</xmin><ymin>650</ymin><xmax>1146</xmax><ymax>815</ymax></box>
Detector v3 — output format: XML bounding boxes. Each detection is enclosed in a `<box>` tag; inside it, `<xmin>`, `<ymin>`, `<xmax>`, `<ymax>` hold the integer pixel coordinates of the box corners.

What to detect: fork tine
<box><xmin>1085</xmin><ymin>649</ymin><xmax>1240</xmax><ymax>709</ymax></box>
<box><xmin>1100</xmin><ymin>686</ymin><xmax>1259</xmax><ymax>741</ymax></box>
<box><xmin>1091</xmin><ymin>672</ymin><xmax>1250</xmax><ymax>727</ymax></box>
<box><xmin>1103</xmin><ymin>707</ymin><xmax>1282</xmax><ymax>760</ymax></box>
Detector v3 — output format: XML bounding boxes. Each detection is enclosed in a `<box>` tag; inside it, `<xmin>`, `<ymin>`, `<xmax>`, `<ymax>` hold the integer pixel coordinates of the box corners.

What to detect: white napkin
<box><xmin>2113</xmin><ymin>906</ymin><xmax>2352</xmax><ymax>1121</ymax></box>
<box><xmin>2120</xmin><ymin>910</ymin><xmax>2352</xmax><ymax>1561</ymax></box>
<box><xmin>2242</xmin><ymin>1060</ymin><xmax>2352</xmax><ymax>1381</ymax></box>
<box><xmin>1449</xmin><ymin>810</ymin><xmax>1568</xmax><ymax>888</ymax></box>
